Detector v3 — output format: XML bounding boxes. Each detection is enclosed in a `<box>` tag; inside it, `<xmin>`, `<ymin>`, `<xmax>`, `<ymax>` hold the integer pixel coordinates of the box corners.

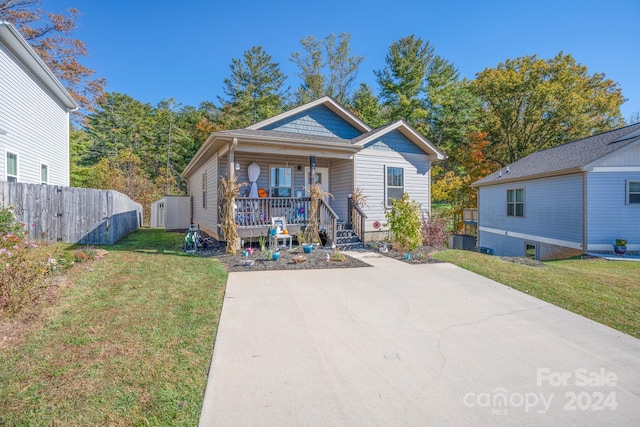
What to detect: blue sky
<box><xmin>49</xmin><ymin>0</ymin><xmax>639</xmax><ymax>120</ymax></box>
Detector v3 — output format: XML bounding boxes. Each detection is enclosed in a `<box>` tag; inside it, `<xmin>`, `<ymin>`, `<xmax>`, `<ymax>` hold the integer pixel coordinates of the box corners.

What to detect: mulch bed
<box><xmin>196</xmin><ymin>233</ymin><xmax>371</xmax><ymax>272</ymax></box>
<box><xmin>364</xmin><ymin>242</ymin><xmax>447</xmax><ymax>265</ymax></box>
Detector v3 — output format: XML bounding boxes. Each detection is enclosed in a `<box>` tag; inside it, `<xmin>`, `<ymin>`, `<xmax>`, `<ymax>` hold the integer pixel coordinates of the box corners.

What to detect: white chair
<box><xmin>269</xmin><ymin>216</ymin><xmax>292</xmax><ymax>250</ymax></box>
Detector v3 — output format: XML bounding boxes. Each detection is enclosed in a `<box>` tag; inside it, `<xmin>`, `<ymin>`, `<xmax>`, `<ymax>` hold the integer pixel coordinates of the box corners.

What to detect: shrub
<box><xmin>384</xmin><ymin>193</ymin><xmax>422</xmax><ymax>252</ymax></box>
<box><xmin>422</xmin><ymin>211</ymin><xmax>452</xmax><ymax>248</ymax></box>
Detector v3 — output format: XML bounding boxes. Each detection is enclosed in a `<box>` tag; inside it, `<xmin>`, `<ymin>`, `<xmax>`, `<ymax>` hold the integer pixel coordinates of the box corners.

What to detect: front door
<box><xmin>304</xmin><ymin>167</ymin><xmax>329</xmax><ymax>196</ymax></box>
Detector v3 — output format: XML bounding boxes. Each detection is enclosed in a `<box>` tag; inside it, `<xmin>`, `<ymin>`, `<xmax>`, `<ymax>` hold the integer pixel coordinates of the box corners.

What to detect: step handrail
<box><xmin>347</xmin><ymin>197</ymin><xmax>367</xmax><ymax>243</ymax></box>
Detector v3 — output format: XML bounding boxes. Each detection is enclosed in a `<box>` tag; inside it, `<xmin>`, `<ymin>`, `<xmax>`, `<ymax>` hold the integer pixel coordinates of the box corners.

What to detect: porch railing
<box><xmin>347</xmin><ymin>196</ymin><xmax>367</xmax><ymax>242</ymax></box>
<box><xmin>318</xmin><ymin>198</ymin><xmax>338</xmax><ymax>246</ymax></box>
<box><xmin>232</xmin><ymin>196</ymin><xmax>310</xmax><ymax>228</ymax></box>
<box><xmin>219</xmin><ymin>196</ymin><xmax>338</xmax><ymax>244</ymax></box>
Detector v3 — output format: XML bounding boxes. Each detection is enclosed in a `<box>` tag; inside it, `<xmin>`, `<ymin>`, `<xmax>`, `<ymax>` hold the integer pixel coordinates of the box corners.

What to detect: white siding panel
<box><xmin>230</xmin><ymin>152</ymin><xmax>331</xmax><ymax>197</ymax></box>
<box><xmin>478</xmin><ymin>174</ymin><xmax>584</xmax><ymax>256</ymax></box>
<box><xmin>329</xmin><ymin>159</ymin><xmax>353</xmax><ymax>220</ymax></box>
<box><xmin>355</xmin><ymin>149</ymin><xmax>431</xmax><ymax>231</ymax></box>
<box><xmin>595</xmin><ymin>145</ymin><xmax>640</xmax><ymax>167</ymax></box>
<box><xmin>586</xmin><ymin>171</ymin><xmax>640</xmax><ymax>247</ymax></box>
<box><xmin>190</xmin><ymin>154</ymin><xmax>218</xmax><ymax>232</ymax></box>
<box><xmin>0</xmin><ymin>42</ymin><xmax>69</xmax><ymax>186</ymax></box>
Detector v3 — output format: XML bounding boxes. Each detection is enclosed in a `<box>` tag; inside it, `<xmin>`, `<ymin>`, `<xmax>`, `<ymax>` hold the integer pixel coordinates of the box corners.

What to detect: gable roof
<box><xmin>247</xmin><ymin>96</ymin><xmax>371</xmax><ymax>134</ymax></box>
<box><xmin>473</xmin><ymin>123</ymin><xmax>640</xmax><ymax>187</ymax></box>
<box><xmin>0</xmin><ymin>20</ymin><xmax>78</xmax><ymax>110</ymax></box>
<box><xmin>352</xmin><ymin>120</ymin><xmax>446</xmax><ymax>160</ymax></box>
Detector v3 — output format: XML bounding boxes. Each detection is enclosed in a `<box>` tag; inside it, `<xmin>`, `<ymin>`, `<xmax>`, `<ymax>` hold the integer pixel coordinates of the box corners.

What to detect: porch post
<box><xmin>229</xmin><ymin>137</ymin><xmax>239</xmax><ymax>251</ymax></box>
<box><xmin>310</xmin><ymin>155</ymin><xmax>316</xmax><ymax>185</ymax></box>
<box><xmin>229</xmin><ymin>137</ymin><xmax>238</xmax><ymax>179</ymax></box>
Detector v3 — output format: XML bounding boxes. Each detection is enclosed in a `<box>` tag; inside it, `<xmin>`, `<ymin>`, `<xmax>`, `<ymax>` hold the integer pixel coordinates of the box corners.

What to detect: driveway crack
<box><xmin>434</xmin><ymin>305</ymin><xmax>548</xmax><ymax>380</ymax></box>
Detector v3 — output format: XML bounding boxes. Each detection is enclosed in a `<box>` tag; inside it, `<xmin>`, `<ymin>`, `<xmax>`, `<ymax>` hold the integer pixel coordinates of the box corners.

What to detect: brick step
<box><xmin>336</xmin><ymin>230</ymin><xmax>358</xmax><ymax>238</ymax></box>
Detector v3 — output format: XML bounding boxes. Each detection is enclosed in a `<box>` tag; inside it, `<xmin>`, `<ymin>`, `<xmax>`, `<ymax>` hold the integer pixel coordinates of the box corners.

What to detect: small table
<box><xmin>269</xmin><ymin>233</ymin><xmax>292</xmax><ymax>250</ymax></box>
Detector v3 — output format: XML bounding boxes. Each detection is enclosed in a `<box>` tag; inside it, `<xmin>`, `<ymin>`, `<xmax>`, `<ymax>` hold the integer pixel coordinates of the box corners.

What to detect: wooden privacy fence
<box><xmin>0</xmin><ymin>182</ymin><xmax>143</xmax><ymax>245</ymax></box>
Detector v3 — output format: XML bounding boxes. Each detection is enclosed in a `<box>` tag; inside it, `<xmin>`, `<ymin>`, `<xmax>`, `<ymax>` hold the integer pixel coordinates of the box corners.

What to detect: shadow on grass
<box><xmin>64</xmin><ymin>228</ymin><xmax>195</xmax><ymax>258</ymax></box>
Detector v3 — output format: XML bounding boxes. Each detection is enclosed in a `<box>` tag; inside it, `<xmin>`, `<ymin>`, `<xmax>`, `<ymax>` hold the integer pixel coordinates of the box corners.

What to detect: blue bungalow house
<box><xmin>472</xmin><ymin>123</ymin><xmax>640</xmax><ymax>260</ymax></box>
<box><xmin>181</xmin><ymin>96</ymin><xmax>446</xmax><ymax>246</ymax></box>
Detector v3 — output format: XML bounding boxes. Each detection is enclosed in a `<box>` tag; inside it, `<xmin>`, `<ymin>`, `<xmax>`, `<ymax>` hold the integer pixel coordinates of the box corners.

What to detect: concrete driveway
<box><xmin>200</xmin><ymin>253</ymin><xmax>640</xmax><ymax>426</ymax></box>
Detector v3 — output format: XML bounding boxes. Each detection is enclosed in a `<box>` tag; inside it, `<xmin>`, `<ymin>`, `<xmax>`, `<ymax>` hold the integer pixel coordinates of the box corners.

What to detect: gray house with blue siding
<box><xmin>0</xmin><ymin>20</ymin><xmax>78</xmax><ymax>186</ymax></box>
<box><xmin>181</xmin><ymin>96</ymin><xmax>445</xmax><ymax>245</ymax></box>
<box><xmin>473</xmin><ymin>123</ymin><xmax>640</xmax><ymax>260</ymax></box>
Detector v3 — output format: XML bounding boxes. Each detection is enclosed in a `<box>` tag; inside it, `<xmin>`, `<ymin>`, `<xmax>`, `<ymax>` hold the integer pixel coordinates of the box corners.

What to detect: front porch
<box><xmin>222</xmin><ymin>196</ymin><xmax>367</xmax><ymax>249</ymax></box>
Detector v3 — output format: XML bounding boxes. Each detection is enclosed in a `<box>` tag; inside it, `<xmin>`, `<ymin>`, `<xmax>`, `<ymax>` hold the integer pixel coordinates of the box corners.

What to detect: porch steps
<box><xmin>335</xmin><ymin>227</ymin><xmax>364</xmax><ymax>251</ymax></box>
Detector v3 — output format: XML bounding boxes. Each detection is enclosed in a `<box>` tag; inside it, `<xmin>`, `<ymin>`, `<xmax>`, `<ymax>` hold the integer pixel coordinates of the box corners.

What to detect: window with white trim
<box><xmin>507</xmin><ymin>188</ymin><xmax>524</xmax><ymax>217</ymax></box>
<box><xmin>202</xmin><ymin>171</ymin><xmax>207</xmax><ymax>209</ymax></box>
<box><xmin>40</xmin><ymin>163</ymin><xmax>48</xmax><ymax>184</ymax></box>
<box><xmin>627</xmin><ymin>181</ymin><xmax>640</xmax><ymax>205</ymax></box>
<box><xmin>270</xmin><ymin>166</ymin><xmax>292</xmax><ymax>197</ymax></box>
<box><xmin>386</xmin><ymin>166</ymin><xmax>404</xmax><ymax>207</ymax></box>
<box><xmin>6</xmin><ymin>151</ymin><xmax>17</xmax><ymax>182</ymax></box>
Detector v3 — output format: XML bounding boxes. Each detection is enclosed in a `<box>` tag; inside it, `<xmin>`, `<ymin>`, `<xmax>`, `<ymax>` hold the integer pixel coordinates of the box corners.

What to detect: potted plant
<box><xmin>312</xmin><ymin>238</ymin><xmax>320</xmax><ymax>249</ymax></box>
<box><xmin>613</xmin><ymin>239</ymin><xmax>628</xmax><ymax>256</ymax></box>
<box><xmin>302</xmin><ymin>243</ymin><xmax>313</xmax><ymax>254</ymax></box>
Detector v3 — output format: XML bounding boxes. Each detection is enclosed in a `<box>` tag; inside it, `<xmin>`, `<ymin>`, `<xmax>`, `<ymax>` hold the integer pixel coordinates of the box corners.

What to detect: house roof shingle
<box><xmin>473</xmin><ymin>123</ymin><xmax>640</xmax><ymax>187</ymax></box>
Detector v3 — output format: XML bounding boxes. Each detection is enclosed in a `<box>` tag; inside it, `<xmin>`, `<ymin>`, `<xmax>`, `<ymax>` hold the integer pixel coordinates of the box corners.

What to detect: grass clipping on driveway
<box><xmin>434</xmin><ymin>250</ymin><xmax>640</xmax><ymax>339</ymax></box>
<box><xmin>0</xmin><ymin>229</ymin><xmax>227</xmax><ymax>426</ymax></box>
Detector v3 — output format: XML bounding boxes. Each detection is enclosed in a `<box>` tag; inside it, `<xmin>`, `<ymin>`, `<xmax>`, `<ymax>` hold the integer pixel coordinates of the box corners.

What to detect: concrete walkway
<box><xmin>200</xmin><ymin>252</ymin><xmax>640</xmax><ymax>426</ymax></box>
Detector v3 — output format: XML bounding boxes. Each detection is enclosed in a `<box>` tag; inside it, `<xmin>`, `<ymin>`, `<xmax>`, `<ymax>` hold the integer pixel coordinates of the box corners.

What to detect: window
<box><xmin>40</xmin><ymin>163</ymin><xmax>48</xmax><ymax>184</ymax></box>
<box><xmin>6</xmin><ymin>151</ymin><xmax>17</xmax><ymax>182</ymax></box>
<box><xmin>386</xmin><ymin>166</ymin><xmax>404</xmax><ymax>207</ymax></box>
<box><xmin>202</xmin><ymin>171</ymin><xmax>207</xmax><ymax>209</ymax></box>
<box><xmin>507</xmin><ymin>188</ymin><xmax>524</xmax><ymax>217</ymax></box>
<box><xmin>627</xmin><ymin>181</ymin><xmax>640</xmax><ymax>205</ymax></box>
<box><xmin>270</xmin><ymin>166</ymin><xmax>292</xmax><ymax>197</ymax></box>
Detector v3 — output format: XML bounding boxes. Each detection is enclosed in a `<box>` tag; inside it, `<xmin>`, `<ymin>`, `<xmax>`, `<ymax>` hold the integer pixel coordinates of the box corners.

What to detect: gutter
<box><xmin>472</xmin><ymin>167</ymin><xmax>584</xmax><ymax>188</ymax></box>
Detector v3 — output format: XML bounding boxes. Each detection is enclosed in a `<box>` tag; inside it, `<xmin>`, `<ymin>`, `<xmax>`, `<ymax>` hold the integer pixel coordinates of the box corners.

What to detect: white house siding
<box><xmin>355</xmin><ymin>148</ymin><xmax>431</xmax><ymax>233</ymax></box>
<box><xmin>0</xmin><ymin>42</ymin><xmax>69</xmax><ymax>186</ymax></box>
<box><xmin>190</xmin><ymin>154</ymin><xmax>218</xmax><ymax>234</ymax></box>
<box><xmin>586</xmin><ymin>171</ymin><xmax>640</xmax><ymax>250</ymax></box>
<box><xmin>478</xmin><ymin>174</ymin><xmax>584</xmax><ymax>259</ymax></box>
<box><xmin>329</xmin><ymin>158</ymin><xmax>354</xmax><ymax>220</ymax></box>
<box><xmin>226</xmin><ymin>152</ymin><xmax>332</xmax><ymax>198</ymax></box>
<box><xmin>596</xmin><ymin>145</ymin><xmax>640</xmax><ymax>167</ymax></box>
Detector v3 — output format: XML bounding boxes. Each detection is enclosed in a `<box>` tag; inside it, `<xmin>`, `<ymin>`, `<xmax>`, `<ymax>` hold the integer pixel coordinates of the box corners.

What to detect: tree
<box><xmin>432</xmin><ymin>131</ymin><xmax>496</xmax><ymax>230</ymax></box>
<box><xmin>86</xmin><ymin>93</ymin><xmax>155</xmax><ymax>163</ymax></box>
<box><xmin>374</xmin><ymin>35</ymin><xmax>458</xmax><ymax>135</ymax></box>
<box><xmin>350</xmin><ymin>83</ymin><xmax>386</xmax><ymax>128</ymax></box>
<box><xmin>219</xmin><ymin>46</ymin><xmax>288</xmax><ymax>128</ymax></box>
<box><xmin>350</xmin><ymin>83</ymin><xmax>387</xmax><ymax>129</ymax></box>
<box><xmin>0</xmin><ymin>1</ymin><xmax>105</xmax><ymax>115</ymax></box>
<box><xmin>291</xmin><ymin>33</ymin><xmax>364</xmax><ymax>105</ymax></box>
<box><xmin>471</xmin><ymin>52</ymin><xmax>625</xmax><ymax>165</ymax></box>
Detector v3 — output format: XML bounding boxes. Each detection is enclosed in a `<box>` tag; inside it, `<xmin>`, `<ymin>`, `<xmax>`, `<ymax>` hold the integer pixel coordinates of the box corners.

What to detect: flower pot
<box><xmin>269</xmin><ymin>229</ymin><xmax>277</xmax><ymax>236</ymax></box>
<box><xmin>272</xmin><ymin>252</ymin><xmax>280</xmax><ymax>261</ymax></box>
<box><xmin>302</xmin><ymin>244</ymin><xmax>313</xmax><ymax>254</ymax></box>
<box><xmin>613</xmin><ymin>245</ymin><xmax>627</xmax><ymax>256</ymax></box>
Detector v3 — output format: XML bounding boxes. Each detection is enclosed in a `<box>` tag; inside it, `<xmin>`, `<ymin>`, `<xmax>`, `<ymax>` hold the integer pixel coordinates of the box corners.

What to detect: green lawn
<box><xmin>0</xmin><ymin>229</ymin><xmax>227</xmax><ymax>426</ymax></box>
<box><xmin>433</xmin><ymin>250</ymin><xmax>640</xmax><ymax>339</ymax></box>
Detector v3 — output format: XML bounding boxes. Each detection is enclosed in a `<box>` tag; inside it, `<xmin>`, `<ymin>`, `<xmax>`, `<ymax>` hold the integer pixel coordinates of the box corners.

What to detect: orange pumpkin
<box><xmin>283</xmin><ymin>229</ymin><xmax>288</xmax><ymax>234</ymax></box>
<box><xmin>258</xmin><ymin>188</ymin><xmax>267</xmax><ymax>198</ymax></box>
